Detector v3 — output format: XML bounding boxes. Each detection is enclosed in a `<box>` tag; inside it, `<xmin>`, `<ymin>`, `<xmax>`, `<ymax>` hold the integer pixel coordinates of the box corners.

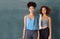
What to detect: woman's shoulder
<box><xmin>47</xmin><ymin>16</ymin><xmax>51</xmax><ymax>20</ymax></box>
<box><xmin>24</xmin><ymin>14</ymin><xmax>29</xmax><ymax>18</ymax></box>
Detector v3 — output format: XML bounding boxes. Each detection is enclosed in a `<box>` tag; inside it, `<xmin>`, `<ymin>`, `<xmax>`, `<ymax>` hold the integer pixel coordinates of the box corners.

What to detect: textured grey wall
<box><xmin>0</xmin><ymin>0</ymin><xmax>60</xmax><ymax>39</ymax></box>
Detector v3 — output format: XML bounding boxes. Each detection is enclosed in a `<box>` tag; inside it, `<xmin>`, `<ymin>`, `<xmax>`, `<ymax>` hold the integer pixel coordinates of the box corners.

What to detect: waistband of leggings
<box><xmin>40</xmin><ymin>27</ymin><xmax>49</xmax><ymax>30</ymax></box>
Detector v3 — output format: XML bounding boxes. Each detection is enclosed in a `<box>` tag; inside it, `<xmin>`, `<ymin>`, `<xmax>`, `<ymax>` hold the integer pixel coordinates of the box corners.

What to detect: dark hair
<box><xmin>40</xmin><ymin>6</ymin><xmax>51</xmax><ymax>15</ymax></box>
<box><xmin>27</xmin><ymin>2</ymin><xmax>37</xmax><ymax>8</ymax></box>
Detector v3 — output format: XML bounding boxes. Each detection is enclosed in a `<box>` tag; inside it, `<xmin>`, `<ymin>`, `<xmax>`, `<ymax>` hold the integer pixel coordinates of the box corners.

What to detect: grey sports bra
<box><xmin>41</xmin><ymin>19</ymin><xmax>49</xmax><ymax>27</ymax></box>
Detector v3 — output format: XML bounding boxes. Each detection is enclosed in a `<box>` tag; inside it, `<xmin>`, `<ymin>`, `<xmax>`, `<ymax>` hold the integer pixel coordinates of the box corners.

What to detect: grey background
<box><xmin>0</xmin><ymin>0</ymin><xmax>60</xmax><ymax>39</ymax></box>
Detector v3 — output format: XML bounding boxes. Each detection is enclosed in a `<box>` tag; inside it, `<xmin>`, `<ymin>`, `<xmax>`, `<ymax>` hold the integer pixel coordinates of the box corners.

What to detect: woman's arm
<box><xmin>22</xmin><ymin>16</ymin><xmax>26</xmax><ymax>39</ymax></box>
<box><xmin>48</xmin><ymin>17</ymin><xmax>52</xmax><ymax>39</ymax></box>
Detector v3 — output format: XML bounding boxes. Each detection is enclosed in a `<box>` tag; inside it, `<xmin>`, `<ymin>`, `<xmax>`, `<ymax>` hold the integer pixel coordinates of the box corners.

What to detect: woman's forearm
<box><xmin>37</xmin><ymin>30</ymin><xmax>40</xmax><ymax>39</ymax></box>
<box><xmin>22</xmin><ymin>24</ymin><xmax>26</xmax><ymax>39</ymax></box>
<box><xmin>49</xmin><ymin>26</ymin><xmax>52</xmax><ymax>36</ymax></box>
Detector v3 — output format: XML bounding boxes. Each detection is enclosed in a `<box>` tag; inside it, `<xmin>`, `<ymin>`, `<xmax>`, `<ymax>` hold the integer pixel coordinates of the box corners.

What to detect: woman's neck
<box><xmin>29</xmin><ymin>13</ymin><xmax>34</xmax><ymax>16</ymax></box>
<box><xmin>43</xmin><ymin>14</ymin><xmax>47</xmax><ymax>17</ymax></box>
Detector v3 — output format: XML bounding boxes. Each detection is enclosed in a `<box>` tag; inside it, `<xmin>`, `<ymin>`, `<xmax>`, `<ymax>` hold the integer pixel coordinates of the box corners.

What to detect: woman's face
<box><xmin>29</xmin><ymin>6</ymin><xmax>35</xmax><ymax>13</ymax></box>
<box><xmin>42</xmin><ymin>7</ymin><xmax>46</xmax><ymax>14</ymax></box>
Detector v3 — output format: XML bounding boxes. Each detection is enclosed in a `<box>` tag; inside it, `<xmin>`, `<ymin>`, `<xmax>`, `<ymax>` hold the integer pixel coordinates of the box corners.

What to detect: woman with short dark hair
<box><xmin>22</xmin><ymin>2</ymin><xmax>39</xmax><ymax>39</ymax></box>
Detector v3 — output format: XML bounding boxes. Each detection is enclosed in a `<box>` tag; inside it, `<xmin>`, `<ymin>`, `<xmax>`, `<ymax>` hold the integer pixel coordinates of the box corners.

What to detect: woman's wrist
<box><xmin>49</xmin><ymin>33</ymin><xmax>52</xmax><ymax>36</ymax></box>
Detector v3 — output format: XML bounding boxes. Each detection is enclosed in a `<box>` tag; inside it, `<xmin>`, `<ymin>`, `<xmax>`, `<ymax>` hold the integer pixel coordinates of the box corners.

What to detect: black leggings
<box><xmin>39</xmin><ymin>27</ymin><xmax>49</xmax><ymax>39</ymax></box>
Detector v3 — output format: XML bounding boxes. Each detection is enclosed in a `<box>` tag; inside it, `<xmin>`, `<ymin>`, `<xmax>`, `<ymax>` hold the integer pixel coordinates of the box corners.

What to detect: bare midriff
<box><xmin>41</xmin><ymin>26</ymin><xmax>48</xmax><ymax>29</ymax></box>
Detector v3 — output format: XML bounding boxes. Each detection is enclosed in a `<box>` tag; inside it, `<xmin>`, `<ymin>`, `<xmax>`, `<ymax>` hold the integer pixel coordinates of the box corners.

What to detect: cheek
<box><xmin>29</xmin><ymin>9</ymin><xmax>31</xmax><ymax>11</ymax></box>
<box><xmin>32</xmin><ymin>9</ymin><xmax>35</xmax><ymax>11</ymax></box>
<box><xmin>29</xmin><ymin>9</ymin><xmax>35</xmax><ymax>12</ymax></box>
<box><xmin>44</xmin><ymin>10</ymin><xmax>46</xmax><ymax>12</ymax></box>
<box><xmin>42</xmin><ymin>10</ymin><xmax>46</xmax><ymax>13</ymax></box>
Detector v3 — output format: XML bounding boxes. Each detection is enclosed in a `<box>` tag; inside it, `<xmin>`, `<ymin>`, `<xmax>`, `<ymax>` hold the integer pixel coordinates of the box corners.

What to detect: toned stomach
<box><xmin>41</xmin><ymin>26</ymin><xmax>48</xmax><ymax>29</ymax></box>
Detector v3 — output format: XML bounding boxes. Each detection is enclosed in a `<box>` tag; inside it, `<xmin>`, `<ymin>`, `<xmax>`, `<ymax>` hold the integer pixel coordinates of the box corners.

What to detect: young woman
<box><xmin>39</xmin><ymin>6</ymin><xmax>52</xmax><ymax>39</ymax></box>
<box><xmin>22</xmin><ymin>2</ymin><xmax>39</xmax><ymax>39</ymax></box>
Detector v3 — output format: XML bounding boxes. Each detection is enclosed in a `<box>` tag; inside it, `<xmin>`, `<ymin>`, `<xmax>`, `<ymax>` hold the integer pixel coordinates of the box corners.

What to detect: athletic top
<box><xmin>26</xmin><ymin>15</ymin><xmax>39</xmax><ymax>30</ymax></box>
<box><xmin>41</xmin><ymin>19</ymin><xmax>49</xmax><ymax>27</ymax></box>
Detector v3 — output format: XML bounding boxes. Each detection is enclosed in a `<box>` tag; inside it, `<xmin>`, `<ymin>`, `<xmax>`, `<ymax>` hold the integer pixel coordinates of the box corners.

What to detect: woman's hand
<box><xmin>37</xmin><ymin>36</ymin><xmax>39</xmax><ymax>39</ymax></box>
<box><xmin>37</xmin><ymin>35</ymin><xmax>39</xmax><ymax>39</ymax></box>
<box><xmin>48</xmin><ymin>35</ymin><xmax>52</xmax><ymax>39</ymax></box>
<box><xmin>22</xmin><ymin>35</ymin><xmax>25</xmax><ymax>39</ymax></box>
